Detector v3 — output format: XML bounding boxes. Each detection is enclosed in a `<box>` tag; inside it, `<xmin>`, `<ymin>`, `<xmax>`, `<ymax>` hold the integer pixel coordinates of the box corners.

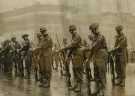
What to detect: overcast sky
<box><xmin>0</xmin><ymin>0</ymin><xmax>135</xmax><ymax>15</ymax></box>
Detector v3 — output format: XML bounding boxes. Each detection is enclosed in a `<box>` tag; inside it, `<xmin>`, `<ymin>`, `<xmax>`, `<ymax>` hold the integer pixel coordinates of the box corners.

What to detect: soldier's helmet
<box><xmin>40</xmin><ymin>27</ymin><xmax>47</xmax><ymax>34</ymax></box>
<box><xmin>11</xmin><ymin>37</ymin><xmax>16</xmax><ymax>41</ymax></box>
<box><xmin>89</xmin><ymin>23</ymin><xmax>99</xmax><ymax>30</ymax></box>
<box><xmin>115</xmin><ymin>25</ymin><xmax>123</xmax><ymax>31</ymax></box>
<box><xmin>69</xmin><ymin>25</ymin><xmax>77</xmax><ymax>31</ymax></box>
<box><xmin>22</xmin><ymin>34</ymin><xmax>29</xmax><ymax>39</ymax></box>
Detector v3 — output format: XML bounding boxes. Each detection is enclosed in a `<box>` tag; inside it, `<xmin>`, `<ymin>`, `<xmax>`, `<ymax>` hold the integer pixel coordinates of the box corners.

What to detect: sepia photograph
<box><xmin>0</xmin><ymin>0</ymin><xmax>135</xmax><ymax>96</ymax></box>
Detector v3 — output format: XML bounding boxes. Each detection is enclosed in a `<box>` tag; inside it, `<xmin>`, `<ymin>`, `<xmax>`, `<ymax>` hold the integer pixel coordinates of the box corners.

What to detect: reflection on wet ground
<box><xmin>0</xmin><ymin>63</ymin><xmax>135</xmax><ymax>96</ymax></box>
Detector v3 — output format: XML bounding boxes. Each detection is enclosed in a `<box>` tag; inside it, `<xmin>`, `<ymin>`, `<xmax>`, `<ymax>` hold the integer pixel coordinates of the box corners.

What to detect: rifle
<box><xmin>55</xmin><ymin>33</ymin><xmax>65</xmax><ymax>75</ymax></box>
<box><xmin>108</xmin><ymin>49</ymin><xmax>116</xmax><ymax>85</ymax></box>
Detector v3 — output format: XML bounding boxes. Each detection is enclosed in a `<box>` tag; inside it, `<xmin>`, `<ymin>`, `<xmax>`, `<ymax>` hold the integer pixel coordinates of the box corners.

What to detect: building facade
<box><xmin>0</xmin><ymin>0</ymin><xmax>135</xmax><ymax>48</ymax></box>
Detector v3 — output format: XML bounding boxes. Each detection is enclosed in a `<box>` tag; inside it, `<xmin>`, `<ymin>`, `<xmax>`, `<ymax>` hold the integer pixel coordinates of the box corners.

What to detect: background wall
<box><xmin>0</xmin><ymin>0</ymin><xmax>135</xmax><ymax>49</ymax></box>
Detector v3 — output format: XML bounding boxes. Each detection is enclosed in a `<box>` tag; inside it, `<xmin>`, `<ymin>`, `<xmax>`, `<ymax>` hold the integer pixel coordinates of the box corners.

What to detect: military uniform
<box><xmin>92</xmin><ymin>34</ymin><xmax>108</xmax><ymax>88</ymax></box>
<box><xmin>65</xmin><ymin>25</ymin><xmax>83</xmax><ymax>92</ymax></box>
<box><xmin>38</xmin><ymin>27</ymin><xmax>53</xmax><ymax>88</ymax></box>
<box><xmin>72</xmin><ymin>47</ymin><xmax>84</xmax><ymax>92</ymax></box>
<box><xmin>114</xmin><ymin>27</ymin><xmax>128</xmax><ymax>87</ymax></box>
<box><xmin>89</xmin><ymin>23</ymin><xmax>108</xmax><ymax>95</ymax></box>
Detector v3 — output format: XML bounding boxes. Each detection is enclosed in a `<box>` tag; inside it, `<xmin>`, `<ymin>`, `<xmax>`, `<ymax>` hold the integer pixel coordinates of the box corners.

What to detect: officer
<box><xmin>114</xmin><ymin>25</ymin><xmax>128</xmax><ymax>87</ymax></box>
<box><xmin>38</xmin><ymin>27</ymin><xmax>53</xmax><ymax>88</ymax></box>
<box><xmin>21</xmin><ymin>34</ymin><xmax>32</xmax><ymax>78</ymax></box>
<box><xmin>89</xmin><ymin>23</ymin><xmax>108</xmax><ymax>96</ymax></box>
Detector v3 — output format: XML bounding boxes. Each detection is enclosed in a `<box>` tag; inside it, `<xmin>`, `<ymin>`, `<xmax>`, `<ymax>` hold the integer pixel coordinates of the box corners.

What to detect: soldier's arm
<box><xmin>91</xmin><ymin>35</ymin><xmax>103</xmax><ymax>51</ymax></box>
<box><xmin>114</xmin><ymin>36</ymin><xmax>127</xmax><ymax>52</ymax></box>
<box><xmin>72</xmin><ymin>35</ymin><xmax>81</xmax><ymax>47</ymax></box>
<box><xmin>88</xmin><ymin>35</ymin><xmax>106</xmax><ymax>59</ymax></box>
<box><xmin>48</xmin><ymin>38</ymin><xmax>53</xmax><ymax>48</ymax></box>
<box><xmin>43</xmin><ymin>37</ymin><xmax>53</xmax><ymax>49</ymax></box>
<box><xmin>65</xmin><ymin>35</ymin><xmax>81</xmax><ymax>50</ymax></box>
<box><xmin>117</xmin><ymin>36</ymin><xmax>127</xmax><ymax>49</ymax></box>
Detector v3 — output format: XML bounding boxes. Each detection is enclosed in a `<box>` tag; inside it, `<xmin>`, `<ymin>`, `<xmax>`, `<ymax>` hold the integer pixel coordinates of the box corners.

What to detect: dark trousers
<box><xmin>94</xmin><ymin>64</ymin><xmax>106</xmax><ymax>89</ymax></box>
<box><xmin>115</xmin><ymin>55</ymin><xmax>126</xmax><ymax>82</ymax></box>
<box><xmin>73</xmin><ymin>67</ymin><xmax>83</xmax><ymax>84</ymax></box>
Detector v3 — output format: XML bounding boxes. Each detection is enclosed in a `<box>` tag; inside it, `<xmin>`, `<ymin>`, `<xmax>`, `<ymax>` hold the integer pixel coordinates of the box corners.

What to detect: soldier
<box><xmin>63</xmin><ymin>25</ymin><xmax>84</xmax><ymax>92</ymax></box>
<box><xmin>21</xmin><ymin>34</ymin><xmax>32</xmax><ymax>78</ymax></box>
<box><xmin>89</xmin><ymin>23</ymin><xmax>108</xmax><ymax>96</ymax></box>
<box><xmin>2</xmin><ymin>40</ymin><xmax>13</xmax><ymax>73</ymax></box>
<box><xmin>10</xmin><ymin>37</ymin><xmax>21</xmax><ymax>75</ymax></box>
<box><xmin>114</xmin><ymin>25</ymin><xmax>128</xmax><ymax>87</ymax></box>
<box><xmin>38</xmin><ymin>27</ymin><xmax>53</xmax><ymax>88</ymax></box>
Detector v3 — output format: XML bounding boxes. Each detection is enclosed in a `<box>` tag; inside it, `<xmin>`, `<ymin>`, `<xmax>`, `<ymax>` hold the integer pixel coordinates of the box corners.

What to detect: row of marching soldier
<box><xmin>0</xmin><ymin>23</ymin><xmax>128</xmax><ymax>96</ymax></box>
<box><xmin>51</xmin><ymin>23</ymin><xmax>128</xmax><ymax>96</ymax></box>
<box><xmin>0</xmin><ymin>34</ymin><xmax>32</xmax><ymax>78</ymax></box>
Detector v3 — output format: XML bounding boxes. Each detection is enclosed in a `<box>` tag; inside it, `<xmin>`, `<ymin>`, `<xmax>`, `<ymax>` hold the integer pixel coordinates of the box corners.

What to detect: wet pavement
<box><xmin>0</xmin><ymin>63</ymin><xmax>135</xmax><ymax>96</ymax></box>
